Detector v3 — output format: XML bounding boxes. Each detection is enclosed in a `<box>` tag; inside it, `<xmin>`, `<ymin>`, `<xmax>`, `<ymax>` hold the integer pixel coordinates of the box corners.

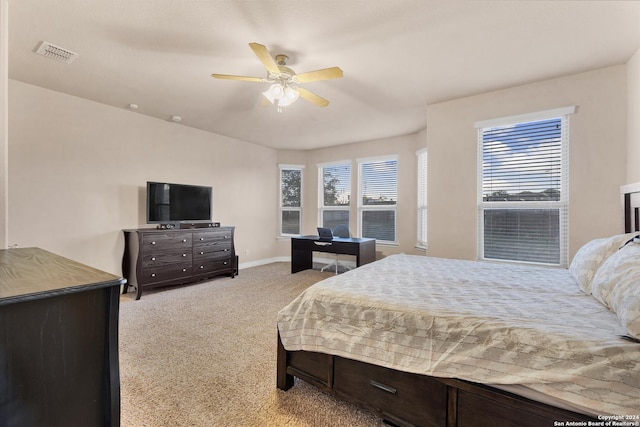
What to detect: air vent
<box><xmin>35</xmin><ymin>41</ymin><xmax>79</xmax><ymax>64</ymax></box>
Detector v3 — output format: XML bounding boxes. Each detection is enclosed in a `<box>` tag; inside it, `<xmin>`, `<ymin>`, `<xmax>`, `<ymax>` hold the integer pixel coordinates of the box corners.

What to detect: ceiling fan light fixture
<box><xmin>262</xmin><ymin>90</ymin><xmax>275</xmax><ymax>104</ymax></box>
<box><xmin>263</xmin><ymin>83</ymin><xmax>285</xmax><ymax>104</ymax></box>
<box><xmin>271</xmin><ymin>83</ymin><xmax>284</xmax><ymax>98</ymax></box>
<box><xmin>278</xmin><ymin>86</ymin><xmax>299</xmax><ymax>107</ymax></box>
<box><xmin>286</xmin><ymin>86</ymin><xmax>299</xmax><ymax>102</ymax></box>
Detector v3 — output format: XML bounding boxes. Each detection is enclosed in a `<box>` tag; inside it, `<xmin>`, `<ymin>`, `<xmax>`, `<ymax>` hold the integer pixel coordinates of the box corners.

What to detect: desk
<box><xmin>291</xmin><ymin>236</ymin><xmax>376</xmax><ymax>273</ymax></box>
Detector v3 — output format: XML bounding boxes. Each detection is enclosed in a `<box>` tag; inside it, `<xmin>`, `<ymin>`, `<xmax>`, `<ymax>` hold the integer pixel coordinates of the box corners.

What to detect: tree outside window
<box><xmin>320</xmin><ymin>163</ymin><xmax>350</xmax><ymax>230</ymax></box>
<box><xmin>280</xmin><ymin>166</ymin><xmax>303</xmax><ymax>235</ymax></box>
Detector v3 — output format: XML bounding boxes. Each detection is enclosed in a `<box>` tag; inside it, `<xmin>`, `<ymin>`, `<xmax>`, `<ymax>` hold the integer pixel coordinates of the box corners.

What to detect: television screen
<box><xmin>146</xmin><ymin>182</ymin><xmax>212</xmax><ymax>223</ymax></box>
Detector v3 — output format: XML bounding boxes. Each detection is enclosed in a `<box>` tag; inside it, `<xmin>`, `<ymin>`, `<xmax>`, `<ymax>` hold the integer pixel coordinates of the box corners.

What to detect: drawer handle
<box><xmin>182</xmin><ymin>253</ymin><xmax>187</xmax><ymax>257</ymax></box>
<box><xmin>199</xmin><ymin>265</ymin><xmax>204</xmax><ymax>269</ymax></box>
<box><xmin>151</xmin><ymin>241</ymin><xmax>156</xmax><ymax>245</ymax></box>
<box><xmin>370</xmin><ymin>380</ymin><xmax>397</xmax><ymax>395</ymax></box>
<box><xmin>199</xmin><ymin>251</ymin><xmax>204</xmax><ymax>255</ymax></box>
<box><xmin>151</xmin><ymin>273</ymin><xmax>156</xmax><ymax>277</ymax></box>
<box><xmin>223</xmin><ymin>248</ymin><xmax>229</xmax><ymax>252</ymax></box>
<box><xmin>151</xmin><ymin>257</ymin><xmax>156</xmax><ymax>261</ymax></box>
<box><xmin>182</xmin><ymin>268</ymin><xmax>187</xmax><ymax>272</ymax></box>
<box><xmin>182</xmin><ymin>239</ymin><xmax>187</xmax><ymax>242</ymax></box>
<box><xmin>223</xmin><ymin>261</ymin><xmax>228</xmax><ymax>265</ymax></box>
<box><xmin>200</xmin><ymin>237</ymin><xmax>204</xmax><ymax>240</ymax></box>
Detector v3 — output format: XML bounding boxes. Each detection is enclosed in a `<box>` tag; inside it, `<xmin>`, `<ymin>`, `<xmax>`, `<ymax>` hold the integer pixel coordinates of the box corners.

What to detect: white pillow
<box><xmin>591</xmin><ymin>241</ymin><xmax>640</xmax><ymax>339</ymax></box>
<box><xmin>569</xmin><ymin>233</ymin><xmax>638</xmax><ymax>294</ymax></box>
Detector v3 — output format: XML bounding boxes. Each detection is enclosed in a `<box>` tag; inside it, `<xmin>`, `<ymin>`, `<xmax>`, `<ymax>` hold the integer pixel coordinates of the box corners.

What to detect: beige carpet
<box><xmin>119</xmin><ymin>263</ymin><xmax>384</xmax><ymax>427</ymax></box>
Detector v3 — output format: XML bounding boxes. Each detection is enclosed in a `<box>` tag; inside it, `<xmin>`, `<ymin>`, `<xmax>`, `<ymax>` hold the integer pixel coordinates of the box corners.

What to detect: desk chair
<box><xmin>321</xmin><ymin>224</ymin><xmax>351</xmax><ymax>274</ymax></box>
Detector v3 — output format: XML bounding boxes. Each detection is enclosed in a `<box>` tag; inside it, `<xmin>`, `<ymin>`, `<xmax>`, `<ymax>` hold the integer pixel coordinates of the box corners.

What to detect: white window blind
<box><xmin>279</xmin><ymin>165</ymin><xmax>303</xmax><ymax>236</ymax></box>
<box><xmin>319</xmin><ymin>162</ymin><xmax>351</xmax><ymax>230</ymax></box>
<box><xmin>477</xmin><ymin>109</ymin><xmax>571</xmax><ymax>266</ymax></box>
<box><xmin>358</xmin><ymin>157</ymin><xmax>398</xmax><ymax>243</ymax></box>
<box><xmin>417</xmin><ymin>149</ymin><xmax>427</xmax><ymax>248</ymax></box>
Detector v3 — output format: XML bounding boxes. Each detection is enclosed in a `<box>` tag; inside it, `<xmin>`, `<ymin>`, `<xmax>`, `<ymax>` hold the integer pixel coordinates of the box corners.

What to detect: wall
<box><xmin>0</xmin><ymin>0</ymin><xmax>7</xmax><ymax>248</ymax></box>
<box><xmin>628</xmin><ymin>48</ymin><xmax>640</xmax><ymax>184</ymax></box>
<box><xmin>8</xmin><ymin>80</ymin><xmax>279</xmax><ymax>274</ymax></box>
<box><xmin>427</xmin><ymin>65</ymin><xmax>628</xmax><ymax>262</ymax></box>
<box><xmin>275</xmin><ymin>131</ymin><xmax>427</xmax><ymax>259</ymax></box>
<box><xmin>8</xmin><ymin>63</ymin><xmax>633</xmax><ymax>273</ymax></box>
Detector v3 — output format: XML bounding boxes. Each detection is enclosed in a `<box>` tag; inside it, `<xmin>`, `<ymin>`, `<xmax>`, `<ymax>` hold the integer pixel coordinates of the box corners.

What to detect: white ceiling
<box><xmin>8</xmin><ymin>1</ymin><xmax>640</xmax><ymax>150</ymax></box>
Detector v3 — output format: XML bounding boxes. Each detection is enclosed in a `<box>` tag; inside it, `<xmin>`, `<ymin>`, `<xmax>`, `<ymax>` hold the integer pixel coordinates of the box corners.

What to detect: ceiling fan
<box><xmin>211</xmin><ymin>43</ymin><xmax>343</xmax><ymax>112</ymax></box>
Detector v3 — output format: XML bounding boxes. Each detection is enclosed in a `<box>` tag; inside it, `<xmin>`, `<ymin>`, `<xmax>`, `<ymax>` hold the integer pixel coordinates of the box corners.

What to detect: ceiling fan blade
<box><xmin>296</xmin><ymin>67</ymin><xmax>343</xmax><ymax>83</ymax></box>
<box><xmin>211</xmin><ymin>73</ymin><xmax>265</xmax><ymax>82</ymax></box>
<box><xmin>249</xmin><ymin>42</ymin><xmax>280</xmax><ymax>74</ymax></box>
<box><xmin>297</xmin><ymin>87</ymin><xmax>330</xmax><ymax>107</ymax></box>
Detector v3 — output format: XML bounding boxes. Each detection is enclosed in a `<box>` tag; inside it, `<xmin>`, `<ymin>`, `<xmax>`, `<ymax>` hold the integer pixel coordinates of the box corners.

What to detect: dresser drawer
<box><xmin>192</xmin><ymin>258</ymin><xmax>233</xmax><ymax>275</ymax></box>
<box><xmin>140</xmin><ymin>262</ymin><xmax>192</xmax><ymax>285</ymax></box>
<box><xmin>142</xmin><ymin>249</ymin><xmax>192</xmax><ymax>268</ymax></box>
<box><xmin>193</xmin><ymin>230</ymin><xmax>232</xmax><ymax>245</ymax></box>
<box><xmin>333</xmin><ymin>357</ymin><xmax>447</xmax><ymax>427</ymax></box>
<box><xmin>193</xmin><ymin>245</ymin><xmax>232</xmax><ymax>258</ymax></box>
<box><xmin>142</xmin><ymin>232</ymin><xmax>192</xmax><ymax>249</ymax></box>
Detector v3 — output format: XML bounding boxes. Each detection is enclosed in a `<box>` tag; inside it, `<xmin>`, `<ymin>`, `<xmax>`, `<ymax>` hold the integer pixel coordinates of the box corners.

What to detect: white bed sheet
<box><xmin>278</xmin><ymin>254</ymin><xmax>640</xmax><ymax>416</ymax></box>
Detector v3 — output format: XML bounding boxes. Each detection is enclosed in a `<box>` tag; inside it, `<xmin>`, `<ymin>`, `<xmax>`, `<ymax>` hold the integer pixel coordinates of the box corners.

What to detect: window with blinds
<box><xmin>358</xmin><ymin>157</ymin><xmax>398</xmax><ymax>243</ymax></box>
<box><xmin>417</xmin><ymin>149</ymin><xmax>427</xmax><ymax>248</ymax></box>
<box><xmin>319</xmin><ymin>162</ymin><xmax>351</xmax><ymax>230</ymax></box>
<box><xmin>279</xmin><ymin>165</ymin><xmax>303</xmax><ymax>236</ymax></box>
<box><xmin>477</xmin><ymin>107</ymin><xmax>573</xmax><ymax>266</ymax></box>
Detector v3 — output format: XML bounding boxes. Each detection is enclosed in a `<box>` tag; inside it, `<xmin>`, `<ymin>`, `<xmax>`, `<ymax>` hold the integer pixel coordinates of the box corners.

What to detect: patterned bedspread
<box><xmin>277</xmin><ymin>254</ymin><xmax>640</xmax><ymax>416</ymax></box>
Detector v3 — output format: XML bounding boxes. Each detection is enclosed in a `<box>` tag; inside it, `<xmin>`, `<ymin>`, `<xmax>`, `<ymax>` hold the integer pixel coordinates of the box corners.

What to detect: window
<box><xmin>417</xmin><ymin>149</ymin><xmax>427</xmax><ymax>248</ymax></box>
<box><xmin>358</xmin><ymin>156</ymin><xmax>398</xmax><ymax>243</ymax></box>
<box><xmin>319</xmin><ymin>162</ymin><xmax>351</xmax><ymax>229</ymax></box>
<box><xmin>476</xmin><ymin>107</ymin><xmax>574</xmax><ymax>266</ymax></box>
<box><xmin>279</xmin><ymin>165</ymin><xmax>303</xmax><ymax>236</ymax></box>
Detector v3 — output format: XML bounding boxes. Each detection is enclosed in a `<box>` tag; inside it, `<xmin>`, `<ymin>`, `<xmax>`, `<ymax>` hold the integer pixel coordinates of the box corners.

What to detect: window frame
<box><xmin>318</xmin><ymin>161</ymin><xmax>351</xmax><ymax>230</ymax></box>
<box><xmin>279</xmin><ymin>164</ymin><xmax>304</xmax><ymax>237</ymax></box>
<box><xmin>357</xmin><ymin>155</ymin><xmax>399</xmax><ymax>245</ymax></box>
<box><xmin>475</xmin><ymin>106</ymin><xmax>574</xmax><ymax>267</ymax></box>
<box><xmin>416</xmin><ymin>148</ymin><xmax>428</xmax><ymax>249</ymax></box>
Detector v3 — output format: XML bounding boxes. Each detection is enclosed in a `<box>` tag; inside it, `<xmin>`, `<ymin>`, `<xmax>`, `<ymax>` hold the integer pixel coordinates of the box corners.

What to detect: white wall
<box><xmin>0</xmin><ymin>0</ymin><xmax>8</xmax><ymax>249</ymax></box>
<box><xmin>628</xmin><ymin>48</ymin><xmax>640</xmax><ymax>184</ymax></box>
<box><xmin>7</xmin><ymin>62</ymin><xmax>634</xmax><ymax>273</ymax></box>
<box><xmin>427</xmin><ymin>65</ymin><xmax>628</xmax><ymax>262</ymax></box>
<box><xmin>9</xmin><ymin>80</ymin><xmax>279</xmax><ymax>274</ymax></box>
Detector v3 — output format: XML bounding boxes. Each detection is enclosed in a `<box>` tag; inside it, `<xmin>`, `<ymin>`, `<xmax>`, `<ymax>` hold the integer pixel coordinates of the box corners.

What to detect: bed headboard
<box><xmin>622</xmin><ymin>182</ymin><xmax>640</xmax><ymax>233</ymax></box>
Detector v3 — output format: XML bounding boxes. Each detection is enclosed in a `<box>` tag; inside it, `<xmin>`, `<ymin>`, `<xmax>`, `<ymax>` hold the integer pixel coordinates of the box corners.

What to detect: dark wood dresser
<box><xmin>122</xmin><ymin>226</ymin><xmax>236</xmax><ymax>300</ymax></box>
<box><xmin>0</xmin><ymin>247</ymin><xmax>125</xmax><ymax>427</ymax></box>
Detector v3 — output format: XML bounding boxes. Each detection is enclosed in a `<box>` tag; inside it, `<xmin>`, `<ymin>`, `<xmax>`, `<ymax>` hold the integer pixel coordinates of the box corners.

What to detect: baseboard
<box><xmin>238</xmin><ymin>256</ymin><xmax>290</xmax><ymax>270</ymax></box>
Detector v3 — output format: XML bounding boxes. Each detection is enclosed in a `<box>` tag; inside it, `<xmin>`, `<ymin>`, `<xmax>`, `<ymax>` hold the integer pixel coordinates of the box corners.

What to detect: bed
<box><xmin>276</xmin><ymin>183</ymin><xmax>640</xmax><ymax>427</ymax></box>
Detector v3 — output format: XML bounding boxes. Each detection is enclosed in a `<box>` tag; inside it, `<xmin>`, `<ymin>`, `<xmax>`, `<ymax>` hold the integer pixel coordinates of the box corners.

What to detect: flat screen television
<box><xmin>146</xmin><ymin>181</ymin><xmax>212</xmax><ymax>224</ymax></box>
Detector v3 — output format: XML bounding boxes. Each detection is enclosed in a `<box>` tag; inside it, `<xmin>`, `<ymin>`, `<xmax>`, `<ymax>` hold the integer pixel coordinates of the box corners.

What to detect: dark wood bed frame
<box><xmin>276</xmin><ymin>183</ymin><xmax>640</xmax><ymax>427</ymax></box>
